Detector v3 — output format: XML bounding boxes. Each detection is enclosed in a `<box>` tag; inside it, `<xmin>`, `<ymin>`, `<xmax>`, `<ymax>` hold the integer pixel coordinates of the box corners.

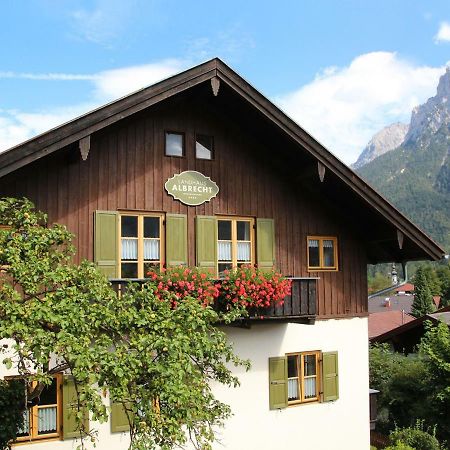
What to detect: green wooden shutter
<box><xmin>195</xmin><ymin>216</ymin><xmax>217</xmax><ymax>273</ymax></box>
<box><xmin>94</xmin><ymin>211</ymin><xmax>118</xmax><ymax>278</ymax></box>
<box><xmin>166</xmin><ymin>214</ymin><xmax>188</xmax><ymax>266</ymax></box>
<box><xmin>322</xmin><ymin>351</ymin><xmax>339</xmax><ymax>402</ymax></box>
<box><xmin>111</xmin><ymin>402</ymin><xmax>131</xmax><ymax>433</ymax></box>
<box><xmin>62</xmin><ymin>376</ymin><xmax>89</xmax><ymax>439</ymax></box>
<box><xmin>268</xmin><ymin>356</ymin><xmax>287</xmax><ymax>410</ymax></box>
<box><xmin>257</xmin><ymin>218</ymin><xmax>275</xmax><ymax>270</ymax></box>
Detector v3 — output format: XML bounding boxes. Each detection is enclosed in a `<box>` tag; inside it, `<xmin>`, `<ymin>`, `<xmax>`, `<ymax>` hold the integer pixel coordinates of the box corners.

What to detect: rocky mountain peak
<box><xmin>404</xmin><ymin>66</ymin><xmax>450</xmax><ymax>143</ymax></box>
<box><xmin>436</xmin><ymin>66</ymin><xmax>450</xmax><ymax>98</ymax></box>
<box><xmin>352</xmin><ymin>122</ymin><xmax>409</xmax><ymax>169</ymax></box>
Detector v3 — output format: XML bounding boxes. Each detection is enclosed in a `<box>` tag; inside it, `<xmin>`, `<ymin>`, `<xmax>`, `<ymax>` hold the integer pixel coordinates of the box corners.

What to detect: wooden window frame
<box><xmin>119</xmin><ymin>213</ymin><xmax>165</xmax><ymax>278</ymax></box>
<box><xmin>286</xmin><ymin>351</ymin><xmax>321</xmax><ymax>405</ymax></box>
<box><xmin>164</xmin><ymin>131</ymin><xmax>185</xmax><ymax>158</ymax></box>
<box><xmin>217</xmin><ymin>216</ymin><xmax>255</xmax><ymax>273</ymax></box>
<box><xmin>307</xmin><ymin>236</ymin><xmax>338</xmax><ymax>271</ymax></box>
<box><xmin>195</xmin><ymin>133</ymin><xmax>215</xmax><ymax>160</ymax></box>
<box><xmin>11</xmin><ymin>374</ymin><xmax>63</xmax><ymax>443</ymax></box>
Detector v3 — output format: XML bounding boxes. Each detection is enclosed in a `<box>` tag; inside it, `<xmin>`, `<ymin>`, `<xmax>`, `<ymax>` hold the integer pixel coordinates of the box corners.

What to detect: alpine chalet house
<box><xmin>0</xmin><ymin>59</ymin><xmax>444</xmax><ymax>450</ymax></box>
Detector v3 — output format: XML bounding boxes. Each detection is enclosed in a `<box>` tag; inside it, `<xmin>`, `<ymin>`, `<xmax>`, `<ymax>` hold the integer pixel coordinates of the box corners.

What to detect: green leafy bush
<box><xmin>384</xmin><ymin>443</ymin><xmax>415</xmax><ymax>450</ymax></box>
<box><xmin>369</xmin><ymin>345</ymin><xmax>432</xmax><ymax>434</ymax></box>
<box><xmin>390</xmin><ymin>423</ymin><xmax>440</xmax><ymax>450</ymax></box>
<box><xmin>0</xmin><ymin>379</ymin><xmax>25</xmax><ymax>450</ymax></box>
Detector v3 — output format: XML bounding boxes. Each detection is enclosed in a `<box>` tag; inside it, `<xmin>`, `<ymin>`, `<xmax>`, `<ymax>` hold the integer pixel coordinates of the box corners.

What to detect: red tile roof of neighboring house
<box><xmin>371</xmin><ymin>305</ymin><xmax>450</xmax><ymax>344</ymax></box>
<box><xmin>395</xmin><ymin>283</ymin><xmax>414</xmax><ymax>292</ymax></box>
<box><xmin>368</xmin><ymin>310</ymin><xmax>415</xmax><ymax>339</ymax></box>
<box><xmin>369</xmin><ymin>295</ymin><xmax>413</xmax><ymax>314</ymax></box>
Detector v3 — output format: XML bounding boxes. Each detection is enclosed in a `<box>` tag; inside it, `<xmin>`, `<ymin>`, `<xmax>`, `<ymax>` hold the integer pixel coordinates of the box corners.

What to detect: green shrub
<box><xmin>0</xmin><ymin>379</ymin><xmax>25</xmax><ymax>449</ymax></box>
<box><xmin>390</xmin><ymin>423</ymin><xmax>440</xmax><ymax>450</ymax></box>
<box><xmin>369</xmin><ymin>345</ymin><xmax>432</xmax><ymax>434</ymax></box>
<box><xmin>384</xmin><ymin>443</ymin><xmax>415</xmax><ymax>450</ymax></box>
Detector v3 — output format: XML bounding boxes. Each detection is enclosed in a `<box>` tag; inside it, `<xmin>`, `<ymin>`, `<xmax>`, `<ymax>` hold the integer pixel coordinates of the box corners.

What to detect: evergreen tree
<box><xmin>411</xmin><ymin>267</ymin><xmax>435</xmax><ymax>317</ymax></box>
<box><xmin>422</xmin><ymin>265</ymin><xmax>442</xmax><ymax>296</ymax></box>
<box><xmin>436</xmin><ymin>264</ymin><xmax>450</xmax><ymax>307</ymax></box>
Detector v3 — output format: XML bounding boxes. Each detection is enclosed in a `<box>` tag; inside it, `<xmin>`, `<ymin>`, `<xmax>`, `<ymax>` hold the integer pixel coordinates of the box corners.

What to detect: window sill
<box><xmin>286</xmin><ymin>399</ymin><xmax>320</xmax><ymax>408</ymax></box>
<box><xmin>307</xmin><ymin>268</ymin><xmax>338</xmax><ymax>272</ymax></box>
<box><xmin>13</xmin><ymin>436</ymin><xmax>61</xmax><ymax>446</ymax></box>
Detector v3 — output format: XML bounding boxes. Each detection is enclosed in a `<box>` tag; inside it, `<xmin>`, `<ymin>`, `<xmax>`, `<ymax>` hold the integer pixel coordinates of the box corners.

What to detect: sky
<box><xmin>1</xmin><ymin>0</ymin><xmax>450</xmax><ymax>165</ymax></box>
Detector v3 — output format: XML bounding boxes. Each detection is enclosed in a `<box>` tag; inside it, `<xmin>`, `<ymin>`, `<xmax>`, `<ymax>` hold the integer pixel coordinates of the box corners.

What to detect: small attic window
<box><xmin>165</xmin><ymin>132</ymin><xmax>184</xmax><ymax>157</ymax></box>
<box><xmin>196</xmin><ymin>134</ymin><xmax>214</xmax><ymax>160</ymax></box>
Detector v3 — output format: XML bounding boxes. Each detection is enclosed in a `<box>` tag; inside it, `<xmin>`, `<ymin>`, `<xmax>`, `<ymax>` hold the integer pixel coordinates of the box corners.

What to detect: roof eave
<box><xmin>0</xmin><ymin>58</ymin><xmax>220</xmax><ymax>178</ymax></box>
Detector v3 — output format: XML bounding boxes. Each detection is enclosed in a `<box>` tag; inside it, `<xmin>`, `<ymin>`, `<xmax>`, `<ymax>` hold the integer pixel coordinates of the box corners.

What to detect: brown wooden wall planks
<box><xmin>0</xmin><ymin>93</ymin><xmax>368</xmax><ymax>318</ymax></box>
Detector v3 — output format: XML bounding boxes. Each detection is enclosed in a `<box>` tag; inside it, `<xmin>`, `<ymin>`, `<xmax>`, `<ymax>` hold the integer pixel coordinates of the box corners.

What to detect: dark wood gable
<box><xmin>0</xmin><ymin>58</ymin><xmax>445</xmax><ymax>320</ymax></box>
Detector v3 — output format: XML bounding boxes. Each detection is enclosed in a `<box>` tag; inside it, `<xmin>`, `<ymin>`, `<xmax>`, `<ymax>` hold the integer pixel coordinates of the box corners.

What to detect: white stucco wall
<box><xmin>2</xmin><ymin>317</ymin><xmax>369</xmax><ymax>450</ymax></box>
<box><xmin>212</xmin><ymin>317</ymin><xmax>370</xmax><ymax>450</ymax></box>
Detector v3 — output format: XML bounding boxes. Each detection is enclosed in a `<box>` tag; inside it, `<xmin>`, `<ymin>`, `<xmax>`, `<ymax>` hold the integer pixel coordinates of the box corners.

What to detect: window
<box><xmin>195</xmin><ymin>134</ymin><xmax>214</xmax><ymax>160</ymax></box>
<box><xmin>307</xmin><ymin>236</ymin><xmax>338</xmax><ymax>271</ymax></box>
<box><xmin>120</xmin><ymin>214</ymin><xmax>164</xmax><ymax>278</ymax></box>
<box><xmin>217</xmin><ymin>217</ymin><xmax>254</xmax><ymax>274</ymax></box>
<box><xmin>287</xmin><ymin>351</ymin><xmax>320</xmax><ymax>404</ymax></box>
<box><xmin>15</xmin><ymin>375</ymin><xmax>62</xmax><ymax>442</ymax></box>
<box><xmin>165</xmin><ymin>132</ymin><xmax>184</xmax><ymax>157</ymax></box>
<box><xmin>268</xmin><ymin>351</ymin><xmax>339</xmax><ymax>410</ymax></box>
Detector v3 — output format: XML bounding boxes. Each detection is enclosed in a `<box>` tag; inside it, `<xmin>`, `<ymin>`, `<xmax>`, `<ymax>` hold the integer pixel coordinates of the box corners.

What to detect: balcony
<box><xmin>109</xmin><ymin>277</ymin><xmax>317</xmax><ymax>324</ymax></box>
<box><xmin>255</xmin><ymin>277</ymin><xmax>317</xmax><ymax>322</ymax></box>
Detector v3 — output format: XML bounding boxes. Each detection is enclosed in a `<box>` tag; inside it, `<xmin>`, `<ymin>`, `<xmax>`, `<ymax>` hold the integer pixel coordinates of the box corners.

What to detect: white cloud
<box><xmin>434</xmin><ymin>21</ymin><xmax>450</xmax><ymax>43</ymax></box>
<box><xmin>0</xmin><ymin>59</ymin><xmax>186</xmax><ymax>152</ymax></box>
<box><xmin>0</xmin><ymin>105</ymin><xmax>97</xmax><ymax>152</ymax></box>
<box><xmin>93</xmin><ymin>59</ymin><xmax>187</xmax><ymax>101</ymax></box>
<box><xmin>277</xmin><ymin>52</ymin><xmax>444</xmax><ymax>164</ymax></box>
<box><xmin>0</xmin><ymin>71</ymin><xmax>96</xmax><ymax>81</ymax></box>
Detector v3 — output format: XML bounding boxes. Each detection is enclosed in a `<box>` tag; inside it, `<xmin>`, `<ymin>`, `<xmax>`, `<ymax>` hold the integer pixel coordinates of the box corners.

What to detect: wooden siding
<box><xmin>0</xmin><ymin>93</ymin><xmax>368</xmax><ymax>317</ymax></box>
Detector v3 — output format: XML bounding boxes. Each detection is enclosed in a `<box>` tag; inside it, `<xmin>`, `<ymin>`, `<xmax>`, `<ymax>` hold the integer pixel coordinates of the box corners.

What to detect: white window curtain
<box><xmin>309</xmin><ymin>239</ymin><xmax>319</xmax><ymax>248</ymax></box>
<box><xmin>122</xmin><ymin>239</ymin><xmax>138</xmax><ymax>260</ymax></box>
<box><xmin>38</xmin><ymin>406</ymin><xmax>57</xmax><ymax>432</ymax></box>
<box><xmin>144</xmin><ymin>239</ymin><xmax>159</xmax><ymax>260</ymax></box>
<box><xmin>287</xmin><ymin>379</ymin><xmax>299</xmax><ymax>400</ymax></box>
<box><xmin>237</xmin><ymin>242</ymin><xmax>251</xmax><ymax>261</ymax></box>
<box><xmin>304</xmin><ymin>378</ymin><xmax>316</xmax><ymax>399</ymax></box>
<box><xmin>218</xmin><ymin>242</ymin><xmax>232</xmax><ymax>261</ymax></box>
<box><xmin>323</xmin><ymin>240</ymin><xmax>334</xmax><ymax>248</ymax></box>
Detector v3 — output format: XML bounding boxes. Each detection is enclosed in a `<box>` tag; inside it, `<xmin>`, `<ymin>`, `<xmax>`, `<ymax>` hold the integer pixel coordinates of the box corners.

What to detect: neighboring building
<box><xmin>0</xmin><ymin>59</ymin><xmax>444</xmax><ymax>450</ymax></box>
<box><xmin>368</xmin><ymin>310</ymin><xmax>415</xmax><ymax>339</ymax></box>
<box><xmin>368</xmin><ymin>290</ymin><xmax>442</xmax><ymax>340</ymax></box>
<box><xmin>395</xmin><ymin>282</ymin><xmax>414</xmax><ymax>295</ymax></box>
<box><xmin>369</xmin><ymin>294</ymin><xmax>414</xmax><ymax>314</ymax></box>
<box><xmin>371</xmin><ymin>305</ymin><xmax>450</xmax><ymax>353</ymax></box>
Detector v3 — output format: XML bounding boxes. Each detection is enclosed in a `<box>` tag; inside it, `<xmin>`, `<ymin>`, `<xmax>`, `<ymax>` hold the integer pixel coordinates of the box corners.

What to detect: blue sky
<box><xmin>1</xmin><ymin>0</ymin><xmax>450</xmax><ymax>163</ymax></box>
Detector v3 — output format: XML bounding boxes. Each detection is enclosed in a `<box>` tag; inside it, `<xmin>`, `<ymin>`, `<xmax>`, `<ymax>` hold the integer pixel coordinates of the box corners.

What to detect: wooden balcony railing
<box><xmin>109</xmin><ymin>277</ymin><xmax>318</xmax><ymax>322</ymax></box>
<box><xmin>260</xmin><ymin>277</ymin><xmax>317</xmax><ymax>320</ymax></box>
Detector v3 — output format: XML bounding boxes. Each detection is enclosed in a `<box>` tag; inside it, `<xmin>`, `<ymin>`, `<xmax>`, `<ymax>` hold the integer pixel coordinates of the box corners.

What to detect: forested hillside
<box><xmin>357</xmin><ymin>68</ymin><xmax>450</xmax><ymax>252</ymax></box>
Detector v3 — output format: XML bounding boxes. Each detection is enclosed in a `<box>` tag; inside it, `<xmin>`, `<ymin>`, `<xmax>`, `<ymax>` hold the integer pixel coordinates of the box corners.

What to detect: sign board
<box><xmin>165</xmin><ymin>171</ymin><xmax>219</xmax><ymax>206</ymax></box>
